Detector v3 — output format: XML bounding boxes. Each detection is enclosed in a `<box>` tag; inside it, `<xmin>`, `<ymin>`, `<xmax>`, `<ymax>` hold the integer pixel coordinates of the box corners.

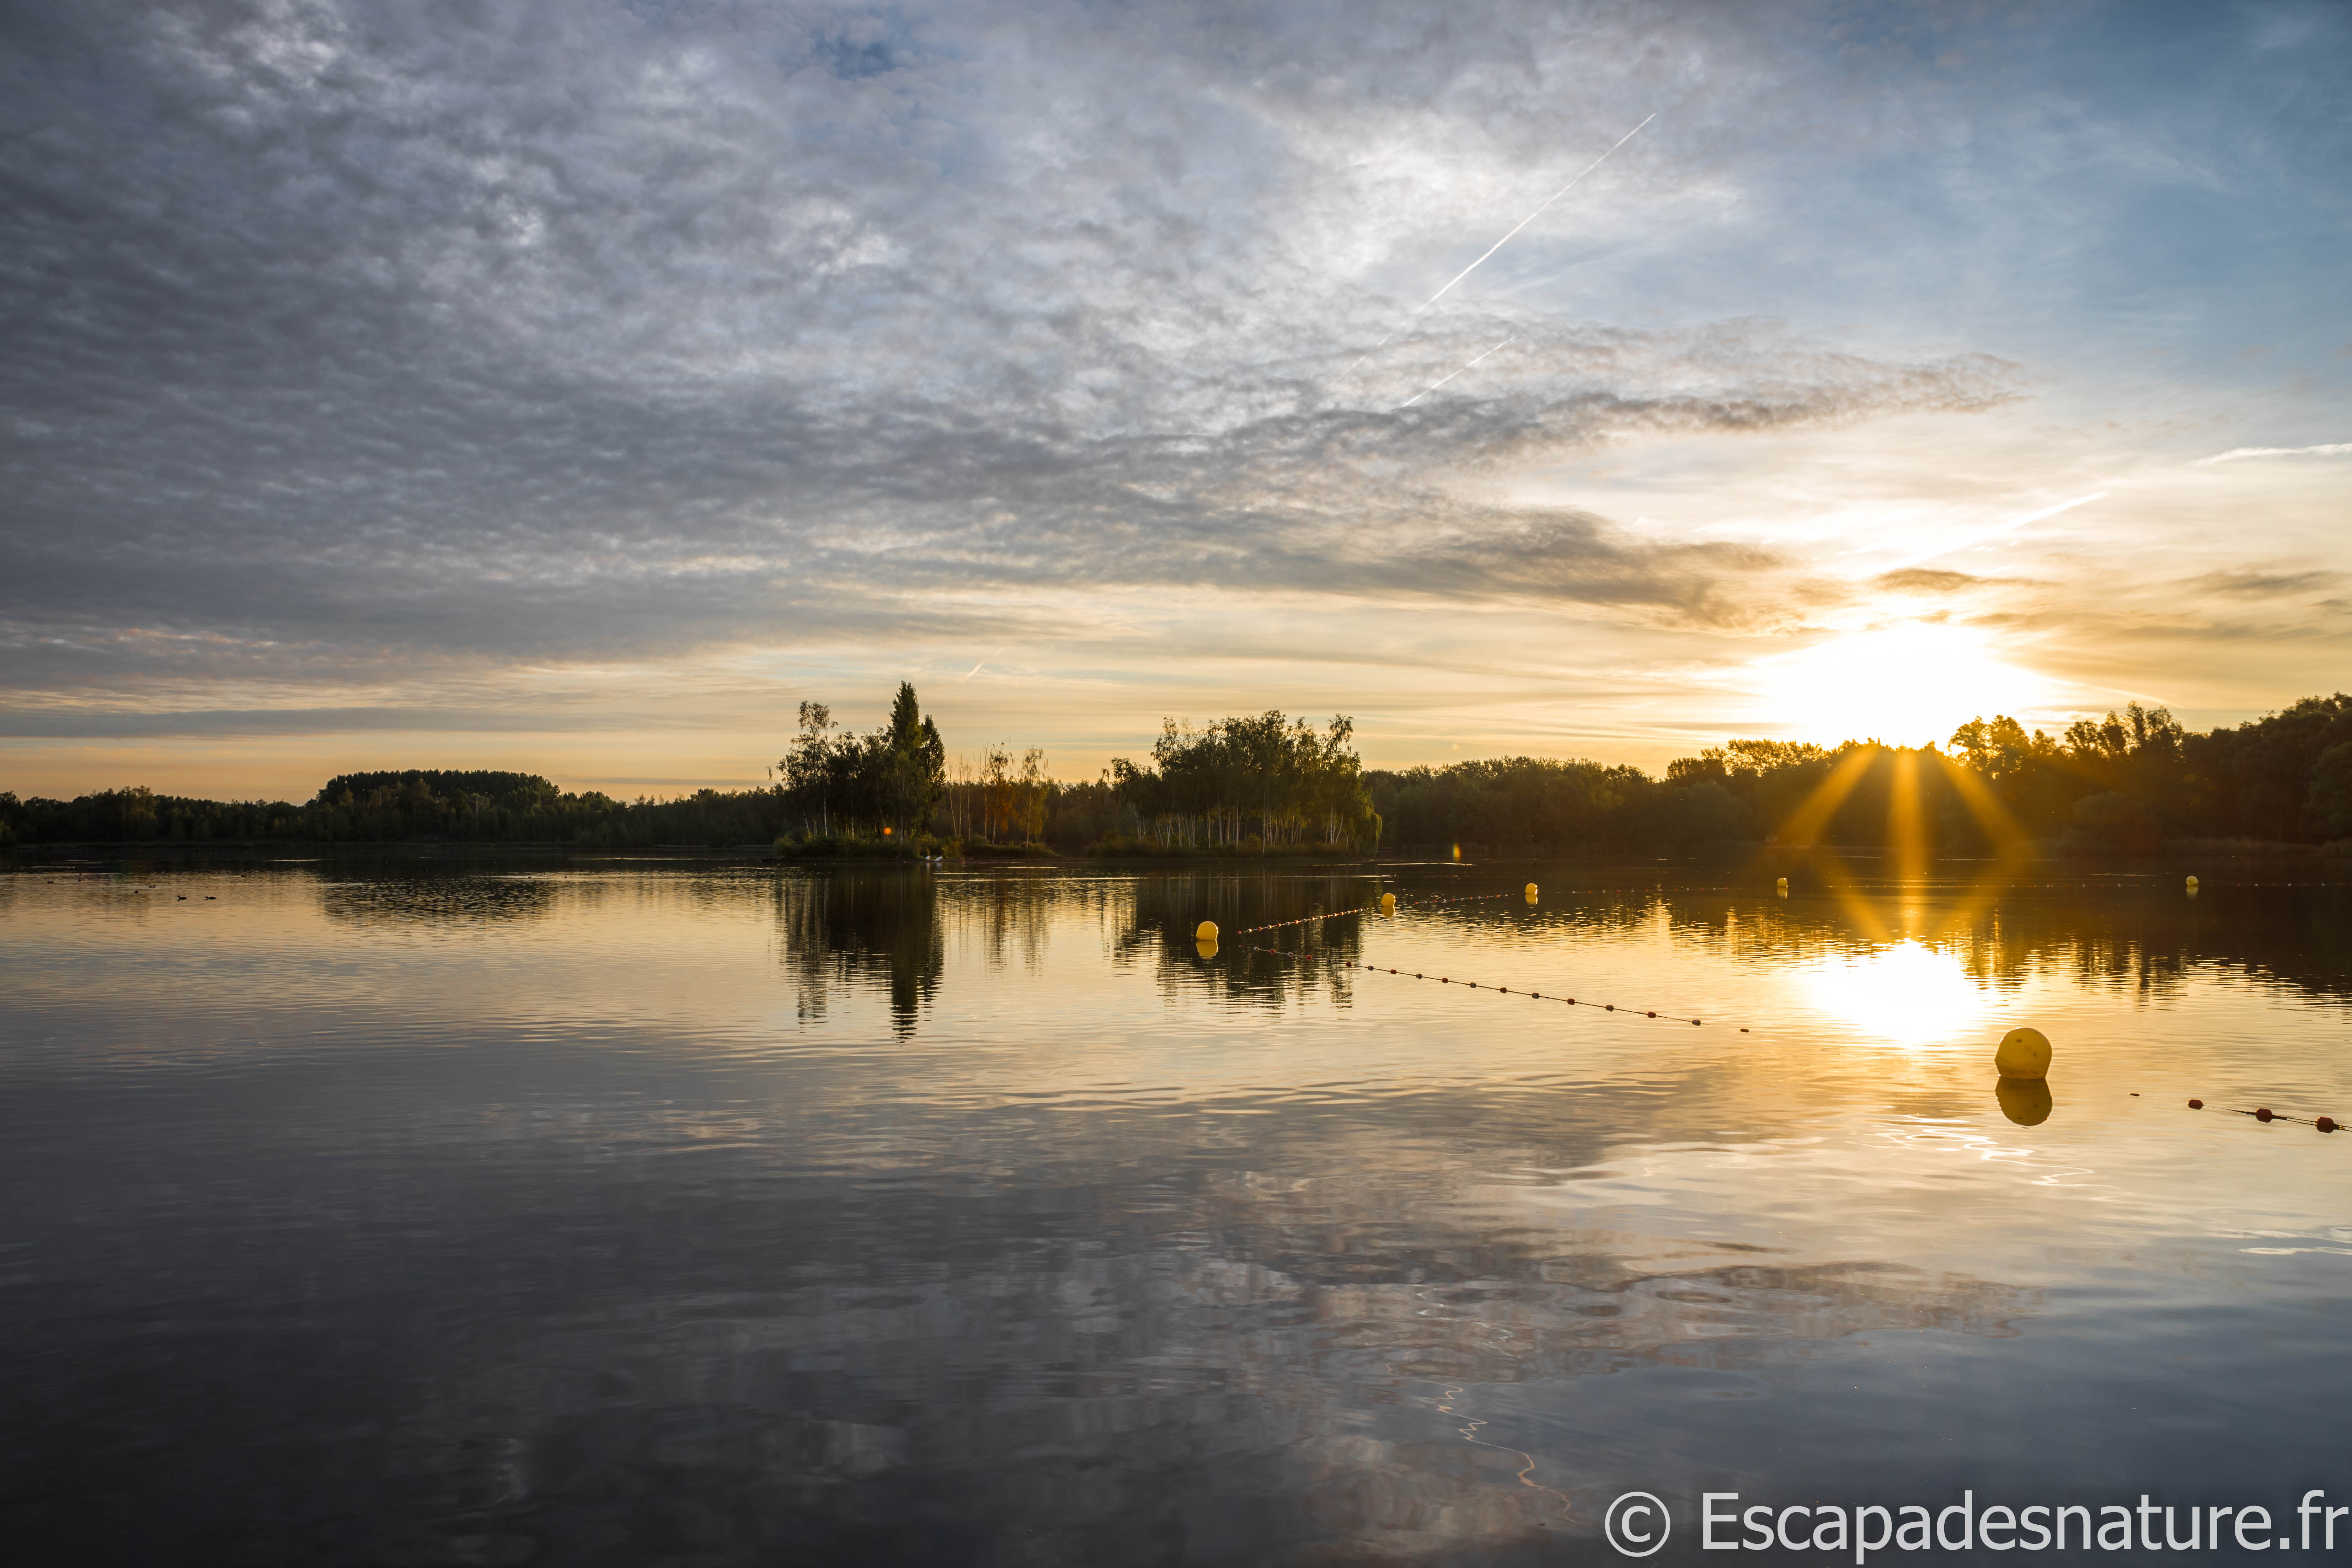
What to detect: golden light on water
<box><xmin>1805</xmin><ymin>939</ymin><xmax>1989</xmax><ymax>1045</ymax></box>
<box><xmin>1750</xmin><ymin>622</ymin><xmax>2048</xmax><ymax>748</ymax></box>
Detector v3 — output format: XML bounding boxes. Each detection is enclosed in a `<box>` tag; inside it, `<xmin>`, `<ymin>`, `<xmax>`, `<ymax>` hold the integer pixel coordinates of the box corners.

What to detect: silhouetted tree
<box><xmin>1108</xmin><ymin>712</ymin><xmax>1379</xmax><ymax>850</ymax></box>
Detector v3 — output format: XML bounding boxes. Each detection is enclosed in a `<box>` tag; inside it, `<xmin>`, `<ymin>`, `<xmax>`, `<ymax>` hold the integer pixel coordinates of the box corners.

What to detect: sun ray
<box><xmin>1774</xmin><ymin>746</ymin><xmax>1878</xmax><ymax>850</ymax></box>
<box><xmin>1769</xmin><ymin>749</ymin><xmax>1894</xmax><ymax>939</ymax></box>
<box><xmin>1934</xmin><ymin>752</ymin><xmax>2036</xmax><ymax>863</ymax></box>
<box><xmin>1888</xmin><ymin>748</ymin><xmax>1925</xmax><ymax>885</ymax></box>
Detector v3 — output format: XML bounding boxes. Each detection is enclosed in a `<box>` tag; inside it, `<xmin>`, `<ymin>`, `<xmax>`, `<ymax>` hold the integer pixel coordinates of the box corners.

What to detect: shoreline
<box><xmin>6</xmin><ymin>838</ymin><xmax>2345</xmax><ymax>871</ymax></box>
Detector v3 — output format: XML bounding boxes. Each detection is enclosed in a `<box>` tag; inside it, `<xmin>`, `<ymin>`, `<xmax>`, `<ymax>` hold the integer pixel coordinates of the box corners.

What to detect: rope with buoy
<box><xmin>1246</xmin><ymin>944</ymin><xmax>1734</xmax><ymax>1029</ymax></box>
<box><xmin>1225</xmin><ymin>883</ymin><xmax>1784</xmax><ymax>937</ymax></box>
<box><xmin>2185</xmin><ymin>1099</ymin><xmax>2340</xmax><ymax>1134</ymax></box>
<box><xmin>1238</xmin><ymin>949</ymin><xmax>2339</xmax><ymax>1131</ymax></box>
<box><xmin>1215</xmin><ymin>872</ymin><xmax>2282</xmax><ymax>942</ymax></box>
<box><xmin>1229</xmin><ymin>889</ymin><xmax>1523</xmax><ymax>936</ymax></box>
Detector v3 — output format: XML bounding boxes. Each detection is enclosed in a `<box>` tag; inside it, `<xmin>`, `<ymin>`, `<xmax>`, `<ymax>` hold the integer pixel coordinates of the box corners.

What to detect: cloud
<box><xmin>0</xmin><ymin>706</ymin><xmax>590</xmax><ymax>739</ymax></box>
<box><xmin>2183</xmin><ymin>569</ymin><xmax>2345</xmax><ymax>598</ymax></box>
<box><xmin>1870</xmin><ymin>568</ymin><xmax>2036</xmax><ymax>594</ymax></box>
<box><xmin>2196</xmin><ymin>443</ymin><xmax>2352</xmax><ymax>464</ymax></box>
<box><xmin>2</xmin><ymin>0</ymin><xmax>2345</xmax><ymax>782</ymax></box>
<box><xmin>0</xmin><ymin>0</ymin><xmax>2032</xmax><ymax>697</ymax></box>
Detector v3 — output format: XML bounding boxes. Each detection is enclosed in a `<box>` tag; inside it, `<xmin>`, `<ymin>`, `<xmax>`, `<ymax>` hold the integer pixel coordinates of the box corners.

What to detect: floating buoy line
<box><xmin>1208</xmin><ymin>878</ymin><xmax>2342</xmax><ymax>1129</ymax></box>
<box><xmin>1233</xmin><ymin>942</ymin><xmax>2341</xmax><ymax>1136</ymax></box>
<box><xmin>1230</xmin><ymin>883</ymin><xmax>1776</xmax><ymax>938</ymax></box>
<box><xmin>1221</xmin><ymin>873</ymin><xmax>2289</xmax><ymax>940</ymax></box>
<box><xmin>1801</xmin><ymin>878</ymin><xmax>2331</xmax><ymax>891</ymax></box>
<box><xmin>2186</xmin><ymin>1099</ymin><xmax>2340</xmax><ymax>1134</ymax></box>
<box><xmin>1230</xmin><ymin>889</ymin><xmax>1527</xmax><ymax>936</ymax></box>
<box><xmin>1246</xmin><ymin>944</ymin><xmax>1733</xmax><ymax>1030</ymax></box>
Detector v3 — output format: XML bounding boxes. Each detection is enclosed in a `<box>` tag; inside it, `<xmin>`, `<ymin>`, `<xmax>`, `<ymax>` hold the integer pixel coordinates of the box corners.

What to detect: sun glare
<box><xmin>1748</xmin><ymin>622</ymin><xmax>2044</xmax><ymax>748</ymax></box>
<box><xmin>1805</xmin><ymin>940</ymin><xmax>1987</xmax><ymax>1046</ymax></box>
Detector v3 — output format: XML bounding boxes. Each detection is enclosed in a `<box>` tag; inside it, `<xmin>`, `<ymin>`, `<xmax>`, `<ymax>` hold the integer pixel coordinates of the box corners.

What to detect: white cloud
<box><xmin>2197</xmin><ymin>443</ymin><xmax>2352</xmax><ymax>464</ymax></box>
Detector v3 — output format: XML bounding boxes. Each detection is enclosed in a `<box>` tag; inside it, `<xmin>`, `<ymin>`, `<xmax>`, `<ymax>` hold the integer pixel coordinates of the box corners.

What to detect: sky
<box><xmin>2</xmin><ymin>0</ymin><xmax>2347</xmax><ymax>801</ymax></box>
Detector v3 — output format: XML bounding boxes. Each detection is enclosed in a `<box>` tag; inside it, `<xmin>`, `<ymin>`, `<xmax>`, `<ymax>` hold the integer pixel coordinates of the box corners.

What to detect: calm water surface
<box><xmin>3</xmin><ymin>855</ymin><xmax>2350</xmax><ymax>1566</ymax></box>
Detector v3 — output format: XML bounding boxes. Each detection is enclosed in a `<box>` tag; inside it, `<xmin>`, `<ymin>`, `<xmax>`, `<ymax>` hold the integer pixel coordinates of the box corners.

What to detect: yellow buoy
<box><xmin>1195</xmin><ymin>920</ymin><xmax>1218</xmax><ymax>942</ymax></box>
<box><xmin>1776</xmin><ymin>876</ymin><xmax>1788</xmax><ymax>896</ymax></box>
<box><xmin>1524</xmin><ymin>882</ymin><xmax>1538</xmax><ymax>904</ymax></box>
<box><xmin>2185</xmin><ymin>874</ymin><xmax>2199</xmax><ymax>895</ymax></box>
<box><xmin>1195</xmin><ymin>937</ymin><xmax>1218</xmax><ymax>960</ymax></box>
<box><xmin>1996</xmin><ymin>1076</ymin><xmax>2054</xmax><ymax>1127</ymax></box>
<box><xmin>1993</xmin><ymin>1026</ymin><xmax>2052</xmax><ymax>1080</ymax></box>
<box><xmin>1379</xmin><ymin>893</ymin><xmax>1396</xmax><ymax>915</ymax></box>
<box><xmin>1451</xmin><ymin>844</ymin><xmax>1461</xmax><ymax>862</ymax></box>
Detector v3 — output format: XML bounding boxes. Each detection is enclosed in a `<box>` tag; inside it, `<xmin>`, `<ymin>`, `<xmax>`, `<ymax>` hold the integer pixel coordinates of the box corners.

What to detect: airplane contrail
<box><xmin>1399</xmin><ymin>336</ymin><xmax>1514</xmax><ymax>408</ymax></box>
<box><xmin>960</xmin><ymin>646</ymin><xmax>1006</xmax><ymax>682</ymax></box>
<box><xmin>1339</xmin><ymin>114</ymin><xmax>1655</xmax><ymax>381</ymax></box>
<box><xmin>1880</xmin><ymin>492</ymin><xmax>2106</xmax><ymax>572</ymax></box>
<box><xmin>2196</xmin><ymin>442</ymin><xmax>2352</xmax><ymax>464</ymax></box>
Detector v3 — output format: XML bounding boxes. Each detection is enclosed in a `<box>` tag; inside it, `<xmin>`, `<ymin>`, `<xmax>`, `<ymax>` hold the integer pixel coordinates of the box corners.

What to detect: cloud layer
<box><xmin>2</xmin><ymin>0</ymin><xmax>2347</xmax><ymax>786</ymax></box>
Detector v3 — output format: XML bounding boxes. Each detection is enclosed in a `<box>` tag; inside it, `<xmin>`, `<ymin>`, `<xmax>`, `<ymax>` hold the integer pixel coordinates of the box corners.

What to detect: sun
<box><xmin>1745</xmin><ymin>622</ymin><xmax>2046</xmax><ymax>747</ymax></box>
<box><xmin>1805</xmin><ymin>938</ymin><xmax>1989</xmax><ymax>1046</ymax></box>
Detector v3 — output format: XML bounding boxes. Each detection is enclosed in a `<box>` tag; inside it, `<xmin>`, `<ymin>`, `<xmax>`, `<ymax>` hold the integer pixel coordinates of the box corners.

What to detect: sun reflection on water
<box><xmin>1807</xmin><ymin>938</ymin><xmax>1988</xmax><ymax>1045</ymax></box>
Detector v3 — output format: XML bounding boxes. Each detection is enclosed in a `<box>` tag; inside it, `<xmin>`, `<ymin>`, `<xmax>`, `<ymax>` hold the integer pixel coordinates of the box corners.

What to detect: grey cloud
<box><xmin>2184</xmin><ymin>569</ymin><xmax>2345</xmax><ymax>599</ymax></box>
<box><xmin>1871</xmin><ymin>567</ymin><xmax>2036</xmax><ymax>594</ymax></box>
<box><xmin>1780</xmin><ymin>564</ymin><xmax>2042</xmax><ymax>619</ymax></box>
<box><xmin>0</xmin><ymin>706</ymin><xmax>595</xmax><ymax>738</ymax></box>
<box><xmin>2</xmin><ymin>0</ymin><xmax>2038</xmax><ymax>705</ymax></box>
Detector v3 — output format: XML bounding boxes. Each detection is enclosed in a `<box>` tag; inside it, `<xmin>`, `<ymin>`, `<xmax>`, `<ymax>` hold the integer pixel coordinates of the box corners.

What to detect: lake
<box><xmin>4</xmin><ymin>854</ymin><xmax>2349</xmax><ymax>1565</ymax></box>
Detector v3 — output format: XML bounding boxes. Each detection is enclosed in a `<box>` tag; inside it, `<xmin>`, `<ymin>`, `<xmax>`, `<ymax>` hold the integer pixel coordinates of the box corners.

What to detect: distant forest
<box><xmin>1368</xmin><ymin>694</ymin><xmax>2352</xmax><ymax>857</ymax></box>
<box><xmin>4</xmin><ymin>690</ymin><xmax>2348</xmax><ymax>856</ymax></box>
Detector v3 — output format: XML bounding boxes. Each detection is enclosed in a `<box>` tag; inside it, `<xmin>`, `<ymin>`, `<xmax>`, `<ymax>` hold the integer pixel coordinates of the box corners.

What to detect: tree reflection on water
<box><xmin>771</xmin><ymin>870</ymin><xmax>945</xmax><ymax>1037</ymax></box>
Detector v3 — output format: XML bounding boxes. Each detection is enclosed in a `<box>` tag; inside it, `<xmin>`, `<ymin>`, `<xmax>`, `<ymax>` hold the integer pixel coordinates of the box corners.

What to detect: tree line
<box><xmin>1366</xmin><ymin>694</ymin><xmax>2352</xmax><ymax>855</ymax></box>
<box><xmin>0</xmin><ymin>769</ymin><xmax>791</xmax><ymax>850</ymax></box>
<box><xmin>5</xmin><ymin>689</ymin><xmax>2347</xmax><ymax>855</ymax></box>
